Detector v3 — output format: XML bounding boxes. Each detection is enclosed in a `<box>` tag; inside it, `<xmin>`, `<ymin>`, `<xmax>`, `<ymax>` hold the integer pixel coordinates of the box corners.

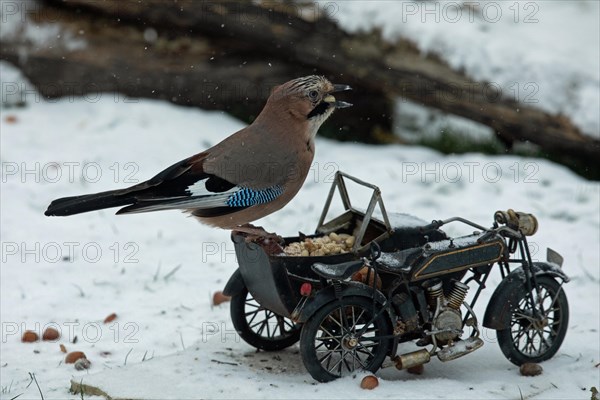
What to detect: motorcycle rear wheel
<box><xmin>497</xmin><ymin>276</ymin><xmax>569</xmax><ymax>365</ymax></box>
<box><xmin>230</xmin><ymin>285</ymin><xmax>301</xmax><ymax>351</ymax></box>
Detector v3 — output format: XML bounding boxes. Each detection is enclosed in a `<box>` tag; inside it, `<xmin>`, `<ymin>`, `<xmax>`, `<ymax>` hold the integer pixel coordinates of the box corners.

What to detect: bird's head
<box><xmin>261</xmin><ymin>75</ymin><xmax>352</xmax><ymax>137</ymax></box>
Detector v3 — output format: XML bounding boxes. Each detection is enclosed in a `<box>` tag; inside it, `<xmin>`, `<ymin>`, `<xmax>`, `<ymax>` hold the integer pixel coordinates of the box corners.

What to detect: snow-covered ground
<box><xmin>1</xmin><ymin>61</ymin><xmax>599</xmax><ymax>399</ymax></box>
<box><xmin>326</xmin><ymin>0</ymin><xmax>600</xmax><ymax>139</ymax></box>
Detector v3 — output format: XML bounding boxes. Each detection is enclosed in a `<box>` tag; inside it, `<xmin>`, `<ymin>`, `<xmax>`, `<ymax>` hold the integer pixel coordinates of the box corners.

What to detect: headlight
<box><xmin>494</xmin><ymin>209</ymin><xmax>538</xmax><ymax>236</ymax></box>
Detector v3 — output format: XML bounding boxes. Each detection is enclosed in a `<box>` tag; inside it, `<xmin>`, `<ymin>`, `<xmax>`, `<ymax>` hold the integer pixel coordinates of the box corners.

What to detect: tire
<box><xmin>300</xmin><ymin>296</ymin><xmax>392</xmax><ymax>382</ymax></box>
<box><xmin>497</xmin><ymin>276</ymin><xmax>569</xmax><ymax>365</ymax></box>
<box><xmin>230</xmin><ymin>285</ymin><xmax>301</xmax><ymax>351</ymax></box>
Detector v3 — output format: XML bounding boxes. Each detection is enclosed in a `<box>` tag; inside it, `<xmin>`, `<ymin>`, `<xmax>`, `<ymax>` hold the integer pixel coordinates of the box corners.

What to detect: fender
<box><xmin>293</xmin><ymin>281</ymin><xmax>393</xmax><ymax>324</ymax></box>
<box><xmin>222</xmin><ymin>269</ymin><xmax>245</xmax><ymax>297</ymax></box>
<box><xmin>483</xmin><ymin>262</ymin><xmax>569</xmax><ymax>330</ymax></box>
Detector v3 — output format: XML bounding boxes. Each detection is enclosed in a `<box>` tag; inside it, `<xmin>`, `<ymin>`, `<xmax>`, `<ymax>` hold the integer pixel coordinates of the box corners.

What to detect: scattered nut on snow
<box><xmin>520</xmin><ymin>362</ymin><xmax>543</xmax><ymax>376</ymax></box>
<box><xmin>4</xmin><ymin>115</ymin><xmax>17</xmax><ymax>124</ymax></box>
<box><xmin>407</xmin><ymin>364</ymin><xmax>424</xmax><ymax>375</ymax></box>
<box><xmin>65</xmin><ymin>351</ymin><xmax>87</xmax><ymax>364</ymax></box>
<box><xmin>104</xmin><ymin>313</ymin><xmax>117</xmax><ymax>323</ymax></box>
<box><xmin>213</xmin><ymin>291</ymin><xmax>231</xmax><ymax>306</ymax></box>
<box><xmin>42</xmin><ymin>327</ymin><xmax>60</xmax><ymax>341</ymax></box>
<box><xmin>59</xmin><ymin>344</ymin><xmax>67</xmax><ymax>353</ymax></box>
<box><xmin>22</xmin><ymin>330</ymin><xmax>38</xmax><ymax>343</ymax></box>
<box><xmin>74</xmin><ymin>358</ymin><xmax>92</xmax><ymax>370</ymax></box>
<box><xmin>360</xmin><ymin>375</ymin><xmax>379</xmax><ymax>390</ymax></box>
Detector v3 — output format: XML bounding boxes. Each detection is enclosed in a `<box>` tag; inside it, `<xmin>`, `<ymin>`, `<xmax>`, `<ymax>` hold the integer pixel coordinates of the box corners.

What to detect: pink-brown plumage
<box><xmin>44</xmin><ymin>75</ymin><xmax>351</xmax><ymax>229</ymax></box>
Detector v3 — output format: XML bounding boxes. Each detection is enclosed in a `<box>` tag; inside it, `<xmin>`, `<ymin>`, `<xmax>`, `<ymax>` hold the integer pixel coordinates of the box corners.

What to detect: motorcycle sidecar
<box><xmin>223</xmin><ymin>171</ymin><xmax>445</xmax><ymax>351</ymax></box>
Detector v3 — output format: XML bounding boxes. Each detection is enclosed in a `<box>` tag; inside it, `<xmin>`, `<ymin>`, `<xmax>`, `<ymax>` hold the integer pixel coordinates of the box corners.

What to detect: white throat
<box><xmin>308</xmin><ymin>108</ymin><xmax>335</xmax><ymax>139</ymax></box>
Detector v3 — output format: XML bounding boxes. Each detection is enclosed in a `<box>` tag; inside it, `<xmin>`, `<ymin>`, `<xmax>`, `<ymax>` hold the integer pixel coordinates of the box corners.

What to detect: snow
<box><xmin>1</xmin><ymin>56</ymin><xmax>599</xmax><ymax>400</ymax></box>
<box><xmin>312</xmin><ymin>262</ymin><xmax>350</xmax><ymax>277</ymax></box>
<box><xmin>377</xmin><ymin>252</ymin><xmax>404</xmax><ymax>269</ymax></box>
<box><xmin>387</xmin><ymin>212</ymin><xmax>427</xmax><ymax>228</ymax></box>
<box><xmin>436</xmin><ymin>337</ymin><xmax>484</xmax><ymax>362</ymax></box>
<box><xmin>326</xmin><ymin>0</ymin><xmax>600</xmax><ymax>138</ymax></box>
<box><xmin>424</xmin><ymin>234</ymin><xmax>482</xmax><ymax>252</ymax></box>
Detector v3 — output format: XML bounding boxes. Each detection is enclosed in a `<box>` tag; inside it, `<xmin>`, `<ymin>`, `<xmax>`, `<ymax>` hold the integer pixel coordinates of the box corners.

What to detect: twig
<box><xmin>210</xmin><ymin>359</ymin><xmax>238</xmax><ymax>366</ymax></box>
<box><xmin>9</xmin><ymin>394</ymin><xmax>23</xmax><ymax>400</ymax></box>
<box><xmin>71</xmin><ymin>284</ymin><xmax>85</xmax><ymax>298</ymax></box>
<box><xmin>153</xmin><ymin>263</ymin><xmax>161</xmax><ymax>282</ymax></box>
<box><xmin>179</xmin><ymin>332</ymin><xmax>185</xmax><ymax>350</ymax></box>
<box><xmin>518</xmin><ymin>386</ymin><xmax>524</xmax><ymax>400</ymax></box>
<box><xmin>143</xmin><ymin>283</ymin><xmax>156</xmax><ymax>293</ymax></box>
<box><xmin>142</xmin><ymin>350</ymin><xmax>155</xmax><ymax>362</ymax></box>
<box><xmin>163</xmin><ymin>264</ymin><xmax>182</xmax><ymax>281</ymax></box>
<box><xmin>27</xmin><ymin>373</ymin><xmax>44</xmax><ymax>400</ymax></box>
<box><xmin>124</xmin><ymin>348</ymin><xmax>133</xmax><ymax>366</ymax></box>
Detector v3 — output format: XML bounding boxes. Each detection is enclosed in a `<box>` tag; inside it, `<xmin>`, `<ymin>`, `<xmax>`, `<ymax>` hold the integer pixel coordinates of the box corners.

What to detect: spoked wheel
<box><xmin>300</xmin><ymin>296</ymin><xmax>392</xmax><ymax>382</ymax></box>
<box><xmin>230</xmin><ymin>285</ymin><xmax>301</xmax><ymax>351</ymax></box>
<box><xmin>497</xmin><ymin>276</ymin><xmax>569</xmax><ymax>365</ymax></box>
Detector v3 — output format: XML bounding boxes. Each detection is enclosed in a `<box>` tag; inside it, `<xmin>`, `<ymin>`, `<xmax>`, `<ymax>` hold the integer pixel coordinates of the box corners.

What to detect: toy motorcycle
<box><xmin>223</xmin><ymin>172</ymin><xmax>569</xmax><ymax>382</ymax></box>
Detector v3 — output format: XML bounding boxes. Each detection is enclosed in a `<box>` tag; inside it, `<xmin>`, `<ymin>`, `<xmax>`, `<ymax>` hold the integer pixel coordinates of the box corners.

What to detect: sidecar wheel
<box><xmin>230</xmin><ymin>286</ymin><xmax>301</xmax><ymax>351</ymax></box>
<box><xmin>497</xmin><ymin>276</ymin><xmax>569</xmax><ymax>365</ymax></box>
<box><xmin>300</xmin><ymin>296</ymin><xmax>392</xmax><ymax>382</ymax></box>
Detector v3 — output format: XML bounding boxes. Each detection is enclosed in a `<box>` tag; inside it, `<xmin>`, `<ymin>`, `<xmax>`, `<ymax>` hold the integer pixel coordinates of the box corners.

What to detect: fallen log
<box><xmin>2</xmin><ymin>0</ymin><xmax>598</xmax><ymax>168</ymax></box>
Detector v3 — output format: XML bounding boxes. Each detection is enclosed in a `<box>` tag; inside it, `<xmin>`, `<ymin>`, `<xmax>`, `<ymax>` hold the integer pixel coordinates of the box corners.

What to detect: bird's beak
<box><xmin>325</xmin><ymin>84</ymin><xmax>353</xmax><ymax>108</ymax></box>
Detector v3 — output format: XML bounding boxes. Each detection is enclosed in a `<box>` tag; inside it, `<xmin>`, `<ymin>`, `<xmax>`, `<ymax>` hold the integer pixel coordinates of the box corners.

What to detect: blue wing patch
<box><xmin>226</xmin><ymin>186</ymin><xmax>284</xmax><ymax>207</ymax></box>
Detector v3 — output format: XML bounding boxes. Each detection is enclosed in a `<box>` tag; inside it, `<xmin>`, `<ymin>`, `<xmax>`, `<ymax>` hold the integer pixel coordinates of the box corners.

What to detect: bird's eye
<box><xmin>308</xmin><ymin>90</ymin><xmax>319</xmax><ymax>100</ymax></box>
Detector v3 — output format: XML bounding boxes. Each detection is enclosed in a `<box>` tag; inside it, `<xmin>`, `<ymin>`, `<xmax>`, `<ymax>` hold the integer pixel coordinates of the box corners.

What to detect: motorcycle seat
<box><xmin>376</xmin><ymin>248</ymin><xmax>422</xmax><ymax>272</ymax></box>
<box><xmin>312</xmin><ymin>260</ymin><xmax>364</xmax><ymax>280</ymax></box>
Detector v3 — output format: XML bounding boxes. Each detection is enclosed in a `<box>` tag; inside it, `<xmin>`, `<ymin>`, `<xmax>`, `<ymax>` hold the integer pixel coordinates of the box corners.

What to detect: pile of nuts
<box><xmin>284</xmin><ymin>232</ymin><xmax>356</xmax><ymax>257</ymax></box>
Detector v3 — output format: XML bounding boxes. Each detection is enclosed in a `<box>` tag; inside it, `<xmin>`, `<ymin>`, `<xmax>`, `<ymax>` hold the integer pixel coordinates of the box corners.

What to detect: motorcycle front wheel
<box><xmin>300</xmin><ymin>296</ymin><xmax>392</xmax><ymax>382</ymax></box>
<box><xmin>497</xmin><ymin>276</ymin><xmax>569</xmax><ymax>365</ymax></box>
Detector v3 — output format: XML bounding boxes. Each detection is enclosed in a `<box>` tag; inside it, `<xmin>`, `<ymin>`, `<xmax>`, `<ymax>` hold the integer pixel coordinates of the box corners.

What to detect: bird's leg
<box><xmin>233</xmin><ymin>224</ymin><xmax>285</xmax><ymax>245</ymax></box>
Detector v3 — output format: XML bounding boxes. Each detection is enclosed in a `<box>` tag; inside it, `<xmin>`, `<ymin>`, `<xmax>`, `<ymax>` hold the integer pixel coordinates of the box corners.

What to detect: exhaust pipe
<box><xmin>393</xmin><ymin>349</ymin><xmax>431</xmax><ymax>370</ymax></box>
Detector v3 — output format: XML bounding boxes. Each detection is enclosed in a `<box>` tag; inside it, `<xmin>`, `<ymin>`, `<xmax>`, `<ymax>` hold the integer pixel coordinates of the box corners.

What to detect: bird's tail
<box><xmin>45</xmin><ymin>189</ymin><xmax>135</xmax><ymax>216</ymax></box>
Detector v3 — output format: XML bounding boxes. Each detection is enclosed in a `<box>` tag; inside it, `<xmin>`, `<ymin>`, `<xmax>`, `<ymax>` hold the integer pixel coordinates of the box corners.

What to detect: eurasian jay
<box><xmin>44</xmin><ymin>75</ymin><xmax>352</xmax><ymax>229</ymax></box>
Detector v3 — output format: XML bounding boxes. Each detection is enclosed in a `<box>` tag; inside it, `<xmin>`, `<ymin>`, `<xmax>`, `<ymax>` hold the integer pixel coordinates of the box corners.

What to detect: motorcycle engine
<box><xmin>424</xmin><ymin>279</ymin><xmax>470</xmax><ymax>345</ymax></box>
<box><xmin>433</xmin><ymin>309</ymin><xmax>463</xmax><ymax>343</ymax></box>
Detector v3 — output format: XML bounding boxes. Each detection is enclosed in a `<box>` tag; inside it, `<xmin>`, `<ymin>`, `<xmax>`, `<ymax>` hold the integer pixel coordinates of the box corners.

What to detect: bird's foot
<box><xmin>232</xmin><ymin>224</ymin><xmax>284</xmax><ymax>245</ymax></box>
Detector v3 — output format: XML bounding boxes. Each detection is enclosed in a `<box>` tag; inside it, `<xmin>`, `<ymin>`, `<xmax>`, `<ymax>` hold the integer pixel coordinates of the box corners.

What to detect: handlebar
<box><xmin>419</xmin><ymin>217</ymin><xmax>489</xmax><ymax>233</ymax></box>
<box><xmin>419</xmin><ymin>216</ymin><xmax>524</xmax><ymax>242</ymax></box>
<box><xmin>495</xmin><ymin>226</ymin><xmax>523</xmax><ymax>239</ymax></box>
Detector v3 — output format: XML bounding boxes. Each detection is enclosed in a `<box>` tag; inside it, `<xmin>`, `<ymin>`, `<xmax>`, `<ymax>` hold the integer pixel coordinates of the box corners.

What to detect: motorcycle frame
<box><xmin>341</xmin><ymin>221</ymin><xmax>546</xmax><ymax>347</ymax></box>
